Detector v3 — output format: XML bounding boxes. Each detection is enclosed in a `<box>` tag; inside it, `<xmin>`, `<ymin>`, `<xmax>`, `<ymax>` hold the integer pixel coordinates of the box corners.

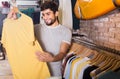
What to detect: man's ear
<box><xmin>55</xmin><ymin>11</ymin><xmax>59</xmax><ymax>17</ymax></box>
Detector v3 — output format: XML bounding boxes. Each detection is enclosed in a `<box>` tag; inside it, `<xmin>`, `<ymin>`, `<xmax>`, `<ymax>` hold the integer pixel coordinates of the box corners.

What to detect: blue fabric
<box><xmin>20</xmin><ymin>8</ymin><xmax>34</xmax><ymax>18</ymax></box>
<box><xmin>20</xmin><ymin>8</ymin><xmax>40</xmax><ymax>24</ymax></box>
<box><xmin>32</xmin><ymin>11</ymin><xmax>40</xmax><ymax>24</ymax></box>
<box><xmin>64</xmin><ymin>55</ymin><xmax>76</xmax><ymax>79</ymax></box>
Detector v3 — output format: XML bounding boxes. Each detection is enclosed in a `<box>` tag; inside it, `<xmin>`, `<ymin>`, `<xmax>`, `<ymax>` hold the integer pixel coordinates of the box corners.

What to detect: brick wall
<box><xmin>79</xmin><ymin>9</ymin><xmax>120</xmax><ymax>51</ymax></box>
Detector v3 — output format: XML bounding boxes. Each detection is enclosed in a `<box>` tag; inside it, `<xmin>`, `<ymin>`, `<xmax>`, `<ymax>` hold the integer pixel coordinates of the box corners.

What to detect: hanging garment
<box><xmin>64</xmin><ymin>55</ymin><xmax>77</xmax><ymax>79</ymax></box>
<box><xmin>0</xmin><ymin>14</ymin><xmax>6</xmax><ymax>39</ymax></box>
<box><xmin>71</xmin><ymin>0</ymin><xmax>80</xmax><ymax>30</ymax></box>
<box><xmin>70</xmin><ymin>56</ymin><xmax>83</xmax><ymax>79</ymax></box>
<box><xmin>59</xmin><ymin>0</ymin><xmax>73</xmax><ymax>29</ymax></box>
<box><xmin>62</xmin><ymin>52</ymin><xmax>75</xmax><ymax>76</ymax></box>
<box><xmin>97</xmin><ymin>70</ymin><xmax>120</xmax><ymax>79</ymax></box>
<box><xmin>32</xmin><ymin>11</ymin><xmax>40</xmax><ymax>24</ymax></box>
<box><xmin>83</xmin><ymin>65</ymin><xmax>98</xmax><ymax>79</ymax></box>
<box><xmin>75</xmin><ymin>57</ymin><xmax>90</xmax><ymax>79</ymax></box>
<box><xmin>1</xmin><ymin>13</ymin><xmax>50</xmax><ymax>79</ymax></box>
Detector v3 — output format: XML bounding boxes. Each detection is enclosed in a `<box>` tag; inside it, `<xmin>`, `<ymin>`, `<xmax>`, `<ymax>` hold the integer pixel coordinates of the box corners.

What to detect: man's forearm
<box><xmin>53</xmin><ymin>53</ymin><xmax>67</xmax><ymax>62</ymax></box>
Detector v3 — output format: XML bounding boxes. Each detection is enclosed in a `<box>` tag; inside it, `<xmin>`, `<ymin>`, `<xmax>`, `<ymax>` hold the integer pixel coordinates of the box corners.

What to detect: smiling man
<box><xmin>35</xmin><ymin>1</ymin><xmax>72</xmax><ymax>78</ymax></box>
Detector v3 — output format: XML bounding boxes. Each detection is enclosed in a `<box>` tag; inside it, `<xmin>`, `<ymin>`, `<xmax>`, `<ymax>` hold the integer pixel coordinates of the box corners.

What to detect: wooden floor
<box><xmin>0</xmin><ymin>60</ymin><xmax>13</xmax><ymax>79</ymax></box>
<box><xmin>0</xmin><ymin>76</ymin><xmax>13</xmax><ymax>79</ymax></box>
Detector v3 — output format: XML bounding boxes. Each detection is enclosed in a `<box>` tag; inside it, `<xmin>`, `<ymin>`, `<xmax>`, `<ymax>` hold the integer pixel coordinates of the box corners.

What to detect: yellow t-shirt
<box><xmin>1</xmin><ymin>13</ymin><xmax>50</xmax><ymax>79</ymax></box>
<box><xmin>69</xmin><ymin>57</ymin><xmax>83</xmax><ymax>79</ymax></box>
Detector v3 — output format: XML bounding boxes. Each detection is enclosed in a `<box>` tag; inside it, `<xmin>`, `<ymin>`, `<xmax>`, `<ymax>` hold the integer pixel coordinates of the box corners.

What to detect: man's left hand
<box><xmin>35</xmin><ymin>51</ymin><xmax>54</xmax><ymax>62</ymax></box>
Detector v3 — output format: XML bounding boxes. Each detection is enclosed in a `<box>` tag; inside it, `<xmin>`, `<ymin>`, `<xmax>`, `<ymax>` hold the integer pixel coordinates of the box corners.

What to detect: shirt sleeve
<box><xmin>62</xmin><ymin>28</ymin><xmax>72</xmax><ymax>45</ymax></box>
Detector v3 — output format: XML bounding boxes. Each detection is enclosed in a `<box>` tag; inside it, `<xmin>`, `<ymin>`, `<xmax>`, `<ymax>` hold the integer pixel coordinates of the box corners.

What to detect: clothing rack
<box><xmin>72</xmin><ymin>37</ymin><xmax>120</xmax><ymax>56</ymax></box>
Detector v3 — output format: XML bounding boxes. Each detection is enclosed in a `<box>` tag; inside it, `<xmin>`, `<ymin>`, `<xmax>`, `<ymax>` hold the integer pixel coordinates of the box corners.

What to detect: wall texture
<box><xmin>79</xmin><ymin>9</ymin><xmax>120</xmax><ymax>51</ymax></box>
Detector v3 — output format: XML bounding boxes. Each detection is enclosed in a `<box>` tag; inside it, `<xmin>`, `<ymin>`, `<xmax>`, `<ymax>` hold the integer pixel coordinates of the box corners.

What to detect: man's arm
<box><xmin>35</xmin><ymin>42</ymin><xmax>70</xmax><ymax>62</ymax></box>
<box><xmin>53</xmin><ymin>42</ymin><xmax>70</xmax><ymax>62</ymax></box>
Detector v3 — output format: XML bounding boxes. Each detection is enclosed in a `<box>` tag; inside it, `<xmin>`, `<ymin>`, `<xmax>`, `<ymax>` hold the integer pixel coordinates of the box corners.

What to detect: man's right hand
<box><xmin>7</xmin><ymin>10</ymin><xmax>17</xmax><ymax>20</ymax></box>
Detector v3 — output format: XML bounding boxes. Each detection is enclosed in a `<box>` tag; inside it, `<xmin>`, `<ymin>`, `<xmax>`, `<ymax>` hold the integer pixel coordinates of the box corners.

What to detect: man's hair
<box><xmin>39</xmin><ymin>1</ymin><xmax>58</xmax><ymax>13</ymax></box>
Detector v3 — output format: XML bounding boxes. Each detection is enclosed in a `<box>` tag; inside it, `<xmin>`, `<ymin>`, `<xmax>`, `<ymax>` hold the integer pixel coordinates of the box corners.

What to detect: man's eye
<box><xmin>46</xmin><ymin>13</ymin><xmax>50</xmax><ymax>15</ymax></box>
<box><xmin>42</xmin><ymin>14</ymin><xmax>45</xmax><ymax>17</ymax></box>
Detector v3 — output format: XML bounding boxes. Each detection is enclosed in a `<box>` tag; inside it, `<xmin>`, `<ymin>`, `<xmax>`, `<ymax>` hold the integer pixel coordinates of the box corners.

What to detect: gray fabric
<box><xmin>0</xmin><ymin>14</ymin><xmax>6</xmax><ymax>39</ymax></box>
<box><xmin>34</xmin><ymin>24</ymin><xmax>72</xmax><ymax>76</ymax></box>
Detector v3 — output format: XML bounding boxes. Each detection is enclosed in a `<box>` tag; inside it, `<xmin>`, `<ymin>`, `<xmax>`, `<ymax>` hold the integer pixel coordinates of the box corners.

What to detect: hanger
<box><xmin>12</xmin><ymin>6</ymin><xmax>19</xmax><ymax>13</ymax></box>
<box><xmin>72</xmin><ymin>43</ymin><xmax>88</xmax><ymax>55</ymax></box>
<box><xmin>74</xmin><ymin>47</ymin><xmax>84</xmax><ymax>55</ymax></box>
<box><xmin>68</xmin><ymin>43</ymin><xmax>82</xmax><ymax>53</ymax></box>
<box><xmin>71</xmin><ymin>43</ymin><xmax>97</xmax><ymax>61</ymax></box>
<box><xmin>90</xmin><ymin>52</ymin><xmax>103</xmax><ymax>65</ymax></box>
<box><xmin>10</xmin><ymin>0</ymin><xmax>21</xmax><ymax>18</ymax></box>
<box><xmin>82</xmin><ymin>49</ymin><xmax>95</xmax><ymax>58</ymax></box>
<box><xmin>86</xmin><ymin>50</ymin><xmax>96</xmax><ymax>59</ymax></box>
<box><xmin>75</xmin><ymin>45</ymin><xmax>85</xmax><ymax>54</ymax></box>
<box><xmin>90</xmin><ymin>55</ymin><xmax>113</xmax><ymax>77</ymax></box>
<box><xmin>104</xmin><ymin>59</ymin><xmax>119</xmax><ymax>71</ymax></box>
<box><xmin>91</xmin><ymin>56</ymin><xmax>114</xmax><ymax>77</ymax></box>
<box><xmin>100</xmin><ymin>56</ymin><xmax>116</xmax><ymax>71</ymax></box>
<box><xmin>94</xmin><ymin>59</ymin><xmax>120</xmax><ymax>79</ymax></box>
<box><xmin>93</xmin><ymin>53</ymin><xmax>107</xmax><ymax>66</ymax></box>
<box><xmin>97</xmin><ymin>56</ymin><xmax>114</xmax><ymax>70</ymax></box>
<box><xmin>112</xmin><ymin>60</ymin><xmax>120</xmax><ymax>71</ymax></box>
<box><xmin>76</xmin><ymin>47</ymin><xmax>92</xmax><ymax>57</ymax></box>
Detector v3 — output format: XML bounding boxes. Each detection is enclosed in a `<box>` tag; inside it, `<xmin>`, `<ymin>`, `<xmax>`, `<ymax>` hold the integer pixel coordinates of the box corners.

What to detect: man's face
<box><xmin>41</xmin><ymin>9</ymin><xmax>58</xmax><ymax>26</ymax></box>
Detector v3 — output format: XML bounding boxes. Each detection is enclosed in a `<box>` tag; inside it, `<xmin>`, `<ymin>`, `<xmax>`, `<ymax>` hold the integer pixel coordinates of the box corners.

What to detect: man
<box><xmin>7</xmin><ymin>1</ymin><xmax>72</xmax><ymax>78</ymax></box>
<box><xmin>35</xmin><ymin>1</ymin><xmax>72</xmax><ymax>77</ymax></box>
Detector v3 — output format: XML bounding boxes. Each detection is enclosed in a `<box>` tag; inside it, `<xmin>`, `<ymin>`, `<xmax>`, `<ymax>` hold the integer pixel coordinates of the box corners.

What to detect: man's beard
<box><xmin>45</xmin><ymin>17</ymin><xmax>57</xmax><ymax>26</ymax></box>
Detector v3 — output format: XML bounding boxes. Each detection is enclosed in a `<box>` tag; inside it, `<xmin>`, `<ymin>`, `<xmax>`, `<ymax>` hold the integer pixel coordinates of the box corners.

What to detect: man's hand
<box><xmin>35</xmin><ymin>51</ymin><xmax>54</xmax><ymax>62</ymax></box>
<box><xmin>7</xmin><ymin>10</ymin><xmax>17</xmax><ymax>20</ymax></box>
